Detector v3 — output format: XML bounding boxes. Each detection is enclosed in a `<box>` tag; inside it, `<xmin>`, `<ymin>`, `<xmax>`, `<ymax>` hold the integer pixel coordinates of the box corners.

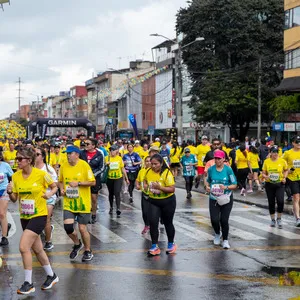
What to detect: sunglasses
<box><xmin>16</xmin><ymin>157</ymin><xmax>29</xmax><ymax>162</ymax></box>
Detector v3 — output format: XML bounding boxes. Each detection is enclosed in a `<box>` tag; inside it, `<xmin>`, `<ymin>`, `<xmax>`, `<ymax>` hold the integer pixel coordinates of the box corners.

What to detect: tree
<box><xmin>176</xmin><ymin>0</ymin><xmax>284</xmax><ymax>140</ymax></box>
<box><xmin>18</xmin><ymin>118</ymin><xmax>29</xmax><ymax>128</ymax></box>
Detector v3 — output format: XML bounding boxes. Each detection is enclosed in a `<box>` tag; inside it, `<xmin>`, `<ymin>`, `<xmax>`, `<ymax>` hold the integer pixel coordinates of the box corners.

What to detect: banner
<box><xmin>128</xmin><ymin>114</ymin><xmax>138</xmax><ymax>137</ymax></box>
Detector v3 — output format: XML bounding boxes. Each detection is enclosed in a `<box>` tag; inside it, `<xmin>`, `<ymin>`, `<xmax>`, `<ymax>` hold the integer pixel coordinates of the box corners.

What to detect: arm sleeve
<box><xmin>227</xmin><ymin>166</ymin><xmax>237</xmax><ymax>185</ymax></box>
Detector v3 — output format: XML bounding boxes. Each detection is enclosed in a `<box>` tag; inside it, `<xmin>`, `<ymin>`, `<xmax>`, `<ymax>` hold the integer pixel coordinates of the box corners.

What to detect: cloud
<box><xmin>0</xmin><ymin>0</ymin><xmax>188</xmax><ymax>119</ymax></box>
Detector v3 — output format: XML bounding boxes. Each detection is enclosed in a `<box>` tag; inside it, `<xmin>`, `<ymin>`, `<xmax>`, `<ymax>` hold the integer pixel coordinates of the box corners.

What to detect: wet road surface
<box><xmin>1</xmin><ymin>187</ymin><xmax>300</xmax><ymax>299</ymax></box>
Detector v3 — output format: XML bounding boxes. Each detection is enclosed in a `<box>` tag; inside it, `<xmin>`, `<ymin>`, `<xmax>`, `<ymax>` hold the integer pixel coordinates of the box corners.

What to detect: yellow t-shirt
<box><xmin>262</xmin><ymin>158</ymin><xmax>288</xmax><ymax>183</ymax></box>
<box><xmin>59</xmin><ymin>159</ymin><xmax>95</xmax><ymax>213</ymax></box>
<box><xmin>170</xmin><ymin>148</ymin><xmax>181</xmax><ymax>164</ymax></box>
<box><xmin>235</xmin><ymin>149</ymin><xmax>249</xmax><ymax>169</ymax></box>
<box><xmin>134</xmin><ymin>146</ymin><xmax>143</xmax><ymax>156</ymax></box>
<box><xmin>136</xmin><ymin>168</ymin><xmax>149</xmax><ymax>194</ymax></box>
<box><xmin>248</xmin><ymin>152</ymin><xmax>259</xmax><ymax>169</ymax></box>
<box><xmin>151</xmin><ymin>141</ymin><xmax>161</xmax><ymax>148</ymax></box>
<box><xmin>139</xmin><ymin>149</ymin><xmax>149</xmax><ymax>161</ymax></box>
<box><xmin>196</xmin><ymin>144</ymin><xmax>211</xmax><ymax>167</ymax></box>
<box><xmin>46</xmin><ymin>153</ymin><xmax>56</xmax><ymax>167</ymax></box>
<box><xmin>119</xmin><ymin>149</ymin><xmax>129</xmax><ymax>157</ymax></box>
<box><xmin>144</xmin><ymin>168</ymin><xmax>175</xmax><ymax>199</ymax></box>
<box><xmin>3</xmin><ymin>150</ymin><xmax>17</xmax><ymax>170</ymax></box>
<box><xmin>105</xmin><ymin>155</ymin><xmax>124</xmax><ymax>179</ymax></box>
<box><xmin>185</xmin><ymin>145</ymin><xmax>197</xmax><ymax>155</ymax></box>
<box><xmin>12</xmin><ymin>168</ymin><xmax>54</xmax><ymax>220</ymax></box>
<box><xmin>283</xmin><ymin>149</ymin><xmax>300</xmax><ymax>181</ymax></box>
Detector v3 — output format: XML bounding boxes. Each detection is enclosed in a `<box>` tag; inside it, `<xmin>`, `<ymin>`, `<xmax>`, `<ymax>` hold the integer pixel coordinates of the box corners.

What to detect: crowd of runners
<box><xmin>0</xmin><ymin>133</ymin><xmax>300</xmax><ymax>295</ymax></box>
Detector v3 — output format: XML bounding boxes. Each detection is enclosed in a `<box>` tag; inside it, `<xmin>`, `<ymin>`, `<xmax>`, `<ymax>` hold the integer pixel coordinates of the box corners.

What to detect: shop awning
<box><xmin>274</xmin><ymin>76</ymin><xmax>300</xmax><ymax>92</ymax></box>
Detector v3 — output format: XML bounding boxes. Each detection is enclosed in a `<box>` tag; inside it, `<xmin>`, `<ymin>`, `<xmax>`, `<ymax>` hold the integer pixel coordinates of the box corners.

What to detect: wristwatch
<box><xmin>78</xmin><ymin>182</ymin><xmax>81</xmax><ymax>186</ymax></box>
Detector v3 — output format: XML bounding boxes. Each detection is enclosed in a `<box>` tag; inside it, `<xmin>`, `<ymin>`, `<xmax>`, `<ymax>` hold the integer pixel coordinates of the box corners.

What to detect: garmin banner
<box><xmin>27</xmin><ymin>118</ymin><xmax>96</xmax><ymax>139</ymax></box>
<box><xmin>128</xmin><ymin>114</ymin><xmax>138</xmax><ymax>138</ymax></box>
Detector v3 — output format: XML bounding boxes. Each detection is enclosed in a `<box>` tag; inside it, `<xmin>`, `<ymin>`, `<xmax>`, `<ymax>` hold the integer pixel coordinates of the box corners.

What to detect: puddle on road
<box><xmin>262</xmin><ymin>266</ymin><xmax>300</xmax><ymax>286</ymax></box>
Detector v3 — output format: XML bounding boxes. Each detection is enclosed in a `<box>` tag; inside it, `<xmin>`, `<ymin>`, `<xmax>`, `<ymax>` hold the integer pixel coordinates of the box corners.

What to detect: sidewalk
<box><xmin>175</xmin><ymin>177</ymin><xmax>294</xmax><ymax>215</ymax></box>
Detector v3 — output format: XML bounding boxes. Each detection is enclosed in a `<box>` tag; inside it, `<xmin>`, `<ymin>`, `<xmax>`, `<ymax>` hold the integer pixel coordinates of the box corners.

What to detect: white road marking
<box><xmin>231</xmin><ymin>216</ymin><xmax>300</xmax><ymax>240</ymax></box>
<box><xmin>88</xmin><ymin>223</ymin><xmax>127</xmax><ymax>244</ymax></box>
<box><xmin>51</xmin><ymin>219</ymin><xmax>73</xmax><ymax>245</ymax></box>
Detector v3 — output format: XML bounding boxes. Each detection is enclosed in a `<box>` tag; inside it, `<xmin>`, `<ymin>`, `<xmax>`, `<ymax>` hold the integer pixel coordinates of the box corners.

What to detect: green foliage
<box><xmin>269</xmin><ymin>94</ymin><xmax>300</xmax><ymax>121</ymax></box>
<box><xmin>176</xmin><ymin>0</ymin><xmax>284</xmax><ymax>140</ymax></box>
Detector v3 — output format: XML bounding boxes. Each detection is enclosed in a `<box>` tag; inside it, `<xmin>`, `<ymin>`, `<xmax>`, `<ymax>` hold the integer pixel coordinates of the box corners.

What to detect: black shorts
<box><xmin>289</xmin><ymin>180</ymin><xmax>300</xmax><ymax>195</ymax></box>
<box><xmin>91</xmin><ymin>175</ymin><xmax>102</xmax><ymax>194</ymax></box>
<box><xmin>170</xmin><ymin>163</ymin><xmax>180</xmax><ymax>168</ymax></box>
<box><xmin>20</xmin><ymin>216</ymin><xmax>47</xmax><ymax>235</ymax></box>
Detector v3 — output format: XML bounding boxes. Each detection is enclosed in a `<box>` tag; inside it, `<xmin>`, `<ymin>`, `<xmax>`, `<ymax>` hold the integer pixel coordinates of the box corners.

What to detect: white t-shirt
<box><xmin>41</xmin><ymin>164</ymin><xmax>57</xmax><ymax>201</ymax></box>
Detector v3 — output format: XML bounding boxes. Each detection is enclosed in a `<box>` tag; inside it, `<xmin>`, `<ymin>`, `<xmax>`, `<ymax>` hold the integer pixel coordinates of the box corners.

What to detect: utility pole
<box><xmin>16</xmin><ymin>77</ymin><xmax>22</xmax><ymax>120</ymax></box>
<box><xmin>257</xmin><ymin>56</ymin><xmax>262</xmax><ymax>143</ymax></box>
<box><xmin>176</xmin><ymin>45</ymin><xmax>183</xmax><ymax>145</ymax></box>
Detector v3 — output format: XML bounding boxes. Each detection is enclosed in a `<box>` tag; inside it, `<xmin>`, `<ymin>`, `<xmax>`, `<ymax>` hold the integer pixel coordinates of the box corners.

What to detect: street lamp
<box><xmin>150</xmin><ymin>33</ymin><xmax>204</xmax><ymax>144</ymax></box>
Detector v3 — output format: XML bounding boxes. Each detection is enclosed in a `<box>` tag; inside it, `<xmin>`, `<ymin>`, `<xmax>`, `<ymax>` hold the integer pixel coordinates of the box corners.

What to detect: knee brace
<box><xmin>64</xmin><ymin>223</ymin><xmax>74</xmax><ymax>235</ymax></box>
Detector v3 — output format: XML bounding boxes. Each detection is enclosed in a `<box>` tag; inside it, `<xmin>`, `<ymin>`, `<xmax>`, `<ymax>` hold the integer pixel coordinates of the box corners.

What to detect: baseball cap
<box><xmin>184</xmin><ymin>148</ymin><xmax>191</xmax><ymax>153</ymax></box>
<box><xmin>110</xmin><ymin>144</ymin><xmax>119</xmax><ymax>151</ymax></box>
<box><xmin>270</xmin><ymin>146</ymin><xmax>279</xmax><ymax>153</ymax></box>
<box><xmin>135</xmin><ymin>140</ymin><xmax>140</xmax><ymax>144</ymax></box>
<box><xmin>149</xmin><ymin>146</ymin><xmax>160</xmax><ymax>152</ymax></box>
<box><xmin>155</xmin><ymin>138</ymin><xmax>160</xmax><ymax>141</ymax></box>
<box><xmin>214</xmin><ymin>149</ymin><xmax>225</xmax><ymax>159</ymax></box>
<box><xmin>201</xmin><ymin>135</ymin><xmax>208</xmax><ymax>140</ymax></box>
<box><xmin>293</xmin><ymin>136</ymin><xmax>300</xmax><ymax>144</ymax></box>
<box><xmin>63</xmin><ymin>146</ymin><xmax>81</xmax><ymax>154</ymax></box>
<box><xmin>161</xmin><ymin>140</ymin><xmax>167</xmax><ymax>144</ymax></box>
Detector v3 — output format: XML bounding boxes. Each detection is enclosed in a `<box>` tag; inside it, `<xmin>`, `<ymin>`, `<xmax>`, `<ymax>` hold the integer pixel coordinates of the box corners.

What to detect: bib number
<box><xmin>186</xmin><ymin>165</ymin><xmax>193</xmax><ymax>172</ymax></box>
<box><xmin>211</xmin><ymin>184</ymin><xmax>224</xmax><ymax>197</ymax></box>
<box><xmin>149</xmin><ymin>182</ymin><xmax>161</xmax><ymax>195</ymax></box>
<box><xmin>66</xmin><ymin>186</ymin><xmax>79</xmax><ymax>198</ymax></box>
<box><xmin>21</xmin><ymin>200</ymin><xmax>35</xmax><ymax>215</ymax></box>
<box><xmin>269</xmin><ymin>173</ymin><xmax>280</xmax><ymax>182</ymax></box>
<box><xmin>110</xmin><ymin>162</ymin><xmax>119</xmax><ymax>170</ymax></box>
<box><xmin>293</xmin><ymin>160</ymin><xmax>300</xmax><ymax>169</ymax></box>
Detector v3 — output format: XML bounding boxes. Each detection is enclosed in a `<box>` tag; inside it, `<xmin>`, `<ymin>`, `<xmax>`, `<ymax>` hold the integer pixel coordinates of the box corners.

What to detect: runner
<box><xmin>262</xmin><ymin>146</ymin><xmax>288</xmax><ymax>228</ymax></box>
<box><xmin>160</xmin><ymin>140</ymin><xmax>171</xmax><ymax>166</ymax></box>
<box><xmin>0</xmin><ymin>151</ymin><xmax>14</xmax><ymax>246</ymax></box>
<box><xmin>205</xmin><ymin>150</ymin><xmax>237</xmax><ymax>249</ymax></box>
<box><xmin>135</xmin><ymin>156</ymin><xmax>151</xmax><ymax>234</ymax></box>
<box><xmin>170</xmin><ymin>142</ymin><xmax>181</xmax><ymax>178</ymax></box>
<box><xmin>3</xmin><ymin>142</ymin><xmax>17</xmax><ymax>172</ymax></box>
<box><xmin>34</xmin><ymin>147</ymin><xmax>57</xmax><ymax>250</ymax></box>
<box><xmin>106</xmin><ymin>144</ymin><xmax>129</xmax><ymax>215</ymax></box>
<box><xmin>143</xmin><ymin>154</ymin><xmax>177</xmax><ymax>256</ymax></box>
<box><xmin>180</xmin><ymin>148</ymin><xmax>198</xmax><ymax>199</ymax></box>
<box><xmin>6</xmin><ymin>147</ymin><xmax>58</xmax><ymax>295</ymax></box>
<box><xmin>80</xmin><ymin>138</ymin><xmax>105</xmax><ymax>224</ymax></box>
<box><xmin>58</xmin><ymin>145</ymin><xmax>96</xmax><ymax>262</ymax></box>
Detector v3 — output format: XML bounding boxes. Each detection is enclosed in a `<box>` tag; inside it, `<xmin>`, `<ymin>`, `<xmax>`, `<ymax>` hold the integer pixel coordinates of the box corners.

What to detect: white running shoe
<box><xmin>213</xmin><ymin>232</ymin><xmax>222</xmax><ymax>245</ymax></box>
<box><xmin>222</xmin><ymin>240</ymin><xmax>230</xmax><ymax>249</ymax></box>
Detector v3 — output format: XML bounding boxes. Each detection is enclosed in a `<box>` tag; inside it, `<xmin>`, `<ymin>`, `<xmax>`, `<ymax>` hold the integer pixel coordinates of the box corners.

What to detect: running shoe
<box><xmin>141</xmin><ymin>226</ymin><xmax>150</xmax><ymax>234</ymax></box>
<box><xmin>0</xmin><ymin>237</ymin><xmax>8</xmax><ymax>246</ymax></box>
<box><xmin>222</xmin><ymin>240</ymin><xmax>230</xmax><ymax>249</ymax></box>
<box><xmin>166</xmin><ymin>242</ymin><xmax>177</xmax><ymax>254</ymax></box>
<box><xmin>116</xmin><ymin>209</ymin><xmax>121</xmax><ymax>217</ymax></box>
<box><xmin>69</xmin><ymin>240</ymin><xmax>83</xmax><ymax>260</ymax></box>
<box><xmin>109</xmin><ymin>208</ymin><xmax>113</xmax><ymax>215</ymax></box>
<box><xmin>129</xmin><ymin>197</ymin><xmax>133</xmax><ymax>204</ymax></box>
<box><xmin>195</xmin><ymin>180</ymin><xmax>200</xmax><ymax>189</ymax></box>
<box><xmin>17</xmin><ymin>282</ymin><xmax>35</xmax><ymax>295</ymax></box>
<box><xmin>213</xmin><ymin>233</ymin><xmax>222</xmax><ymax>245</ymax></box>
<box><xmin>270</xmin><ymin>219</ymin><xmax>276</xmax><ymax>227</ymax></box>
<box><xmin>240</xmin><ymin>188</ymin><xmax>246</xmax><ymax>196</ymax></box>
<box><xmin>277</xmin><ymin>218</ymin><xmax>283</xmax><ymax>229</ymax></box>
<box><xmin>148</xmin><ymin>244</ymin><xmax>161</xmax><ymax>256</ymax></box>
<box><xmin>296</xmin><ymin>219</ymin><xmax>300</xmax><ymax>227</ymax></box>
<box><xmin>247</xmin><ymin>189</ymin><xmax>253</xmax><ymax>193</ymax></box>
<box><xmin>82</xmin><ymin>250</ymin><xmax>94</xmax><ymax>262</ymax></box>
<box><xmin>41</xmin><ymin>273</ymin><xmax>59</xmax><ymax>290</ymax></box>
<box><xmin>44</xmin><ymin>241</ymin><xmax>54</xmax><ymax>251</ymax></box>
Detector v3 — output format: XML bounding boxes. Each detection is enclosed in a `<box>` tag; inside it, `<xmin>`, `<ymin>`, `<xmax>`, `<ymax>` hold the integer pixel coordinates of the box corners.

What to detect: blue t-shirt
<box><xmin>160</xmin><ymin>148</ymin><xmax>170</xmax><ymax>164</ymax></box>
<box><xmin>98</xmin><ymin>147</ymin><xmax>108</xmax><ymax>157</ymax></box>
<box><xmin>123</xmin><ymin>152</ymin><xmax>141</xmax><ymax>172</ymax></box>
<box><xmin>180</xmin><ymin>154</ymin><xmax>197</xmax><ymax>176</ymax></box>
<box><xmin>206</xmin><ymin>165</ymin><xmax>237</xmax><ymax>201</ymax></box>
<box><xmin>0</xmin><ymin>162</ymin><xmax>13</xmax><ymax>191</ymax></box>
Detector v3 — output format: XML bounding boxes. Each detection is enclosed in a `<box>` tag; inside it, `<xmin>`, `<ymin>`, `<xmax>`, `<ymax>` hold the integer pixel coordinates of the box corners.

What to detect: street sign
<box><xmin>284</xmin><ymin>123</ymin><xmax>295</xmax><ymax>132</ymax></box>
<box><xmin>272</xmin><ymin>123</ymin><xmax>284</xmax><ymax>131</ymax></box>
<box><xmin>148</xmin><ymin>125</ymin><xmax>155</xmax><ymax>135</ymax></box>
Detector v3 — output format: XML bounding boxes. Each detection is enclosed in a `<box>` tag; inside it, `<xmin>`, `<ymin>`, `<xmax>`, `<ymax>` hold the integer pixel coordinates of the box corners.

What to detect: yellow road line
<box><xmin>3</xmin><ymin>244</ymin><xmax>300</xmax><ymax>260</ymax></box>
<box><xmin>6</xmin><ymin>260</ymin><xmax>279</xmax><ymax>285</ymax></box>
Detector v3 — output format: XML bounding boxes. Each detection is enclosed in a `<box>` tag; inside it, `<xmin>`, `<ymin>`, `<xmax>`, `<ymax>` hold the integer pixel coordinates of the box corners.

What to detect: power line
<box><xmin>129</xmin><ymin>80</ymin><xmax>173</xmax><ymax>96</ymax></box>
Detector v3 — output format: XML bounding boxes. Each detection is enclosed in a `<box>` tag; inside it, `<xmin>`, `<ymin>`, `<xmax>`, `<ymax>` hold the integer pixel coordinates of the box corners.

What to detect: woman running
<box><xmin>35</xmin><ymin>147</ymin><xmax>57</xmax><ymax>251</ymax></box>
<box><xmin>247</xmin><ymin>145</ymin><xmax>262</xmax><ymax>192</ymax></box>
<box><xmin>262</xmin><ymin>146</ymin><xmax>288</xmax><ymax>228</ymax></box>
<box><xmin>6</xmin><ymin>147</ymin><xmax>58</xmax><ymax>295</ymax></box>
<box><xmin>206</xmin><ymin>150</ymin><xmax>237</xmax><ymax>249</ymax></box>
<box><xmin>170</xmin><ymin>142</ymin><xmax>181</xmax><ymax>178</ymax></box>
<box><xmin>136</xmin><ymin>156</ymin><xmax>151</xmax><ymax>234</ymax></box>
<box><xmin>144</xmin><ymin>154</ymin><xmax>176</xmax><ymax>256</ymax></box>
<box><xmin>0</xmin><ymin>151</ymin><xmax>14</xmax><ymax>246</ymax></box>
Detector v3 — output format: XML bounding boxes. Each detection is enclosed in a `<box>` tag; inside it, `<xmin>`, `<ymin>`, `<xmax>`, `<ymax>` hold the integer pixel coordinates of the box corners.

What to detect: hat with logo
<box><xmin>270</xmin><ymin>146</ymin><xmax>279</xmax><ymax>153</ymax></box>
<box><xmin>135</xmin><ymin>140</ymin><xmax>140</xmax><ymax>144</ymax></box>
<box><xmin>184</xmin><ymin>148</ymin><xmax>191</xmax><ymax>153</ymax></box>
<box><xmin>214</xmin><ymin>149</ymin><xmax>225</xmax><ymax>159</ymax></box>
<box><xmin>63</xmin><ymin>145</ymin><xmax>81</xmax><ymax>154</ymax></box>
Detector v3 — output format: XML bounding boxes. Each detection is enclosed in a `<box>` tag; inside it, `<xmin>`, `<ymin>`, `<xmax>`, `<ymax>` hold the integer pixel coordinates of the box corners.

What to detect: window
<box><xmin>285</xmin><ymin>6</ymin><xmax>300</xmax><ymax>29</ymax></box>
<box><xmin>285</xmin><ymin>48</ymin><xmax>300</xmax><ymax>69</ymax></box>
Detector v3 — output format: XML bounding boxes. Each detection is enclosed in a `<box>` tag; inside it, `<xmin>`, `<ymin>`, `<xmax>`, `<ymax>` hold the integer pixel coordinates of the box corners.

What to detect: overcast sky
<box><xmin>0</xmin><ymin>0</ymin><xmax>188</xmax><ymax>119</ymax></box>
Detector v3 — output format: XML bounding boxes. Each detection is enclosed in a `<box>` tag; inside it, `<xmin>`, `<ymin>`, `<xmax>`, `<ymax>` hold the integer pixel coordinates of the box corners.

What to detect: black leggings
<box><xmin>149</xmin><ymin>195</ymin><xmax>176</xmax><ymax>244</ymax></box>
<box><xmin>237</xmin><ymin>168</ymin><xmax>249</xmax><ymax>189</ymax></box>
<box><xmin>184</xmin><ymin>176</ymin><xmax>194</xmax><ymax>193</ymax></box>
<box><xmin>209</xmin><ymin>196</ymin><xmax>233</xmax><ymax>240</ymax></box>
<box><xmin>127</xmin><ymin>172</ymin><xmax>138</xmax><ymax>197</ymax></box>
<box><xmin>141</xmin><ymin>193</ymin><xmax>150</xmax><ymax>226</ymax></box>
<box><xmin>106</xmin><ymin>178</ymin><xmax>123</xmax><ymax>210</ymax></box>
<box><xmin>265</xmin><ymin>182</ymin><xmax>284</xmax><ymax>215</ymax></box>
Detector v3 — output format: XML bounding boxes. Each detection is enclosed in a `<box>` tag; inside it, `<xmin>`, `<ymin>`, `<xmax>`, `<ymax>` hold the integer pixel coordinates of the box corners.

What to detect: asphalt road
<box><xmin>1</xmin><ymin>187</ymin><xmax>300</xmax><ymax>300</ymax></box>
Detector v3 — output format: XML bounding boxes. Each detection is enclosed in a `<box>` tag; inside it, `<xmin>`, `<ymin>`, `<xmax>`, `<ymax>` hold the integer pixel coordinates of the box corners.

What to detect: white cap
<box><xmin>155</xmin><ymin>138</ymin><xmax>160</xmax><ymax>141</ymax></box>
<box><xmin>135</xmin><ymin>140</ymin><xmax>140</xmax><ymax>144</ymax></box>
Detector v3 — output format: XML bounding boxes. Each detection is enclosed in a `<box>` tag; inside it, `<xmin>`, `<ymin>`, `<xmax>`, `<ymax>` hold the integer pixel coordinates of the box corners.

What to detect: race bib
<box><xmin>126</xmin><ymin>160</ymin><xmax>133</xmax><ymax>167</ymax></box>
<box><xmin>110</xmin><ymin>162</ymin><xmax>119</xmax><ymax>170</ymax></box>
<box><xmin>149</xmin><ymin>182</ymin><xmax>161</xmax><ymax>195</ymax></box>
<box><xmin>66</xmin><ymin>186</ymin><xmax>79</xmax><ymax>198</ymax></box>
<box><xmin>0</xmin><ymin>173</ymin><xmax>4</xmax><ymax>183</ymax></box>
<box><xmin>21</xmin><ymin>199</ymin><xmax>35</xmax><ymax>215</ymax></box>
<box><xmin>186</xmin><ymin>165</ymin><xmax>193</xmax><ymax>172</ymax></box>
<box><xmin>269</xmin><ymin>173</ymin><xmax>280</xmax><ymax>182</ymax></box>
<box><xmin>293</xmin><ymin>160</ymin><xmax>300</xmax><ymax>169</ymax></box>
<box><xmin>211</xmin><ymin>184</ymin><xmax>224</xmax><ymax>197</ymax></box>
